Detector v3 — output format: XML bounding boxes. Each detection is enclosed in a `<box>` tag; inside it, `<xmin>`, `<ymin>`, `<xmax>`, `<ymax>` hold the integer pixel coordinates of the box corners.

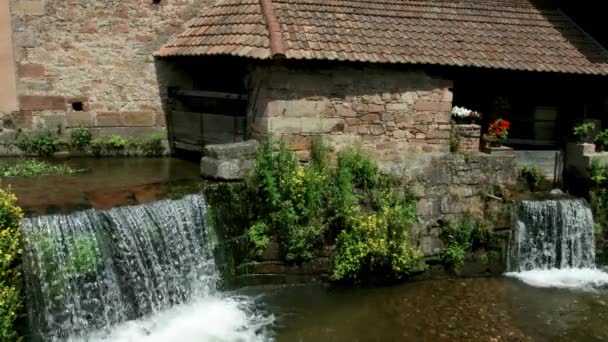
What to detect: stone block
<box><xmin>481</xmin><ymin>145</ymin><xmax>514</xmax><ymax>156</ymax></box>
<box><xmin>368</xmin><ymin>104</ymin><xmax>385</xmax><ymax>113</ymax></box>
<box><xmin>18</xmin><ymin>64</ymin><xmax>45</xmax><ymax>79</ymax></box>
<box><xmin>427</xmin><ymin>129</ymin><xmax>450</xmax><ymax>139</ymax></box>
<box><xmin>361</xmin><ymin>94</ymin><xmax>383</xmax><ymax>104</ymax></box>
<box><xmin>267</xmin><ymin>99</ymin><xmax>328</xmax><ymax>118</ymax></box>
<box><xmin>201</xmin><ymin>157</ymin><xmax>253</xmax><ymax>180</ymax></box>
<box><xmin>66</xmin><ymin>112</ymin><xmax>94</xmax><ymax>127</ymax></box>
<box><xmin>19</xmin><ymin>95</ymin><xmax>65</xmax><ymax>111</ymax></box>
<box><xmin>336</xmin><ymin>105</ymin><xmax>356</xmax><ymax>117</ymax></box>
<box><xmin>321</xmin><ymin>118</ymin><xmax>345</xmax><ymax>133</ymax></box>
<box><xmin>386</xmin><ymin>103</ymin><xmax>410</xmax><ymax>111</ymax></box>
<box><xmin>12</xmin><ymin>30</ymin><xmax>38</xmax><ymax>48</ymax></box>
<box><xmin>282</xmin><ymin>135</ymin><xmax>312</xmax><ymax>150</ymax></box>
<box><xmin>413</xmin><ymin>100</ymin><xmax>452</xmax><ymax>112</ymax></box>
<box><xmin>269</xmin><ymin>117</ymin><xmax>301</xmax><ymax>133</ymax></box>
<box><xmin>393</xmin><ymin>130</ymin><xmax>406</xmax><ymax>139</ymax></box>
<box><xmin>96</xmin><ymin>112</ymin><xmax>122</xmax><ymax>127</ymax></box>
<box><xmin>10</xmin><ymin>0</ymin><xmax>45</xmax><ymax>16</ymax></box>
<box><xmin>37</xmin><ymin>114</ymin><xmax>65</xmax><ymax>130</ymax></box>
<box><xmin>203</xmin><ymin>140</ymin><xmax>259</xmax><ymax>159</ymax></box>
<box><xmin>122</xmin><ymin>111</ymin><xmax>155</xmax><ymax>127</ymax></box>
<box><xmin>369</xmin><ymin>124</ymin><xmax>385</xmax><ymax>136</ymax></box>
<box><xmin>441</xmin><ymin>89</ymin><xmax>454</xmax><ymax>102</ymax></box>
<box><xmin>360</xmin><ymin>114</ymin><xmax>380</xmax><ymax>122</ymax></box>
<box><xmin>300</xmin><ymin>118</ymin><xmax>322</xmax><ymax>133</ymax></box>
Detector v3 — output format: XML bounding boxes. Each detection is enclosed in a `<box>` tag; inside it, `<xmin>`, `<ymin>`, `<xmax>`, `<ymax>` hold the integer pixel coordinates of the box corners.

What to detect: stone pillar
<box><xmin>0</xmin><ymin>0</ymin><xmax>18</xmax><ymax>114</ymax></box>
<box><xmin>455</xmin><ymin>124</ymin><xmax>481</xmax><ymax>152</ymax></box>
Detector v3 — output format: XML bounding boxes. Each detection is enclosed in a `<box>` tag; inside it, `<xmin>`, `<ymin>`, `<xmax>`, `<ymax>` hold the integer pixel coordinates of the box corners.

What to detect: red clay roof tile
<box><xmin>158</xmin><ymin>0</ymin><xmax>608</xmax><ymax>75</ymax></box>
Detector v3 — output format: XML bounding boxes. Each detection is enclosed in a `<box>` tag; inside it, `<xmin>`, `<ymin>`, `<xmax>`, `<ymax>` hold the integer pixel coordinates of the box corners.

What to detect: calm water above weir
<box><xmin>4</xmin><ymin>158</ymin><xmax>202</xmax><ymax>215</ymax></box>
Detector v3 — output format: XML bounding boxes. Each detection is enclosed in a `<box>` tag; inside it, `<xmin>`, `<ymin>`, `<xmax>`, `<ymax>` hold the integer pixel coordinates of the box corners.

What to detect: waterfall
<box><xmin>509</xmin><ymin>198</ymin><xmax>596</xmax><ymax>272</ymax></box>
<box><xmin>507</xmin><ymin>198</ymin><xmax>608</xmax><ymax>289</ymax></box>
<box><xmin>21</xmin><ymin>194</ymin><xmax>272</xmax><ymax>342</ymax></box>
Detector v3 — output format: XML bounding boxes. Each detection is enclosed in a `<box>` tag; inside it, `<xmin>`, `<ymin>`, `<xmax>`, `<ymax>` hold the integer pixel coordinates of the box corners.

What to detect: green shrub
<box><xmin>15</xmin><ymin>131</ymin><xmax>61</xmax><ymax>157</ymax></box>
<box><xmin>450</xmin><ymin>127</ymin><xmax>461</xmax><ymax>153</ymax></box>
<box><xmin>440</xmin><ymin>216</ymin><xmax>491</xmax><ymax>268</ymax></box>
<box><xmin>0</xmin><ymin>159</ymin><xmax>74</xmax><ymax>177</ymax></box>
<box><xmin>70</xmin><ymin>127</ymin><xmax>92</xmax><ymax>151</ymax></box>
<box><xmin>245</xmin><ymin>140</ymin><xmax>425</xmax><ymax>281</ymax></box>
<box><xmin>573</xmin><ymin>122</ymin><xmax>596</xmax><ymax>143</ymax></box>
<box><xmin>520</xmin><ymin>165</ymin><xmax>545</xmax><ymax>192</ymax></box>
<box><xmin>594</xmin><ymin>129</ymin><xmax>608</xmax><ymax>151</ymax></box>
<box><xmin>332</xmin><ymin>190</ymin><xmax>425</xmax><ymax>281</ymax></box>
<box><xmin>0</xmin><ymin>188</ymin><xmax>24</xmax><ymax>341</ymax></box>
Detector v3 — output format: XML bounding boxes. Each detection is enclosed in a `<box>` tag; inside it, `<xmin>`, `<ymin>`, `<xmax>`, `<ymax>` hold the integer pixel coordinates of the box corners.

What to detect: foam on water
<box><xmin>505</xmin><ymin>268</ymin><xmax>608</xmax><ymax>290</ymax></box>
<box><xmin>506</xmin><ymin>198</ymin><xmax>608</xmax><ymax>290</ymax></box>
<box><xmin>75</xmin><ymin>295</ymin><xmax>274</xmax><ymax>342</ymax></box>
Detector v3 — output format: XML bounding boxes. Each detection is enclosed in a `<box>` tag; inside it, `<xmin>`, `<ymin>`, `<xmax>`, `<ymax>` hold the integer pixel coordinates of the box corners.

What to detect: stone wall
<box><xmin>249</xmin><ymin>65</ymin><xmax>454</xmax><ymax>160</ymax></box>
<box><xmin>382</xmin><ymin>154</ymin><xmax>518</xmax><ymax>255</ymax></box>
<box><xmin>211</xmin><ymin>153</ymin><xmax>518</xmax><ymax>286</ymax></box>
<box><xmin>3</xmin><ymin>0</ymin><xmax>212</xmax><ymax>136</ymax></box>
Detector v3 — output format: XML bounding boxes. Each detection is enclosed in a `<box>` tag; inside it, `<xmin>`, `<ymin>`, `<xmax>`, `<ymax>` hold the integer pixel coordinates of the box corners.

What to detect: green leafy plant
<box><xmin>450</xmin><ymin>127</ymin><xmax>461</xmax><ymax>153</ymax></box>
<box><xmin>15</xmin><ymin>131</ymin><xmax>61</xmax><ymax>157</ymax></box>
<box><xmin>248</xmin><ymin>222</ymin><xmax>271</xmax><ymax>257</ymax></box>
<box><xmin>573</xmin><ymin>122</ymin><xmax>596</xmax><ymax>143</ymax></box>
<box><xmin>332</xmin><ymin>190</ymin><xmax>425</xmax><ymax>281</ymax></box>
<box><xmin>440</xmin><ymin>216</ymin><xmax>492</xmax><ymax>268</ymax></box>
<box><xmin>520</xmin><ymin>165</ymin><xmax>545</xmax><ymax>192</ymax></box>
<box><xmin>590</xmin><ymin>160</ymin><xmax>608</xmax><ymax>240</ymax></box>
<box><xmin>0</xmin><ymin>160</ymin><xmax>75</xmax><ymax>177</ymax></box>
<box><xmin>241</xmin><ymin>139</ymin><xmax>425</xmax><ymax>282</ymax></box>
<box><xmin>594</xmin><ymin>129</ymin><xmax>608</xmax><ymax>151</ymax></box>
<box><xmin>107</xmin><ymin>135</ymin><xmax>127</xmax><ymax>150</ymax></box>
<box><xmin>70</xmin><ymin>127</ymin><xmax>92</xmax><ymax>151</ymax></box>
<box><xmin>0</xmin><ymin>188</ymin><xmax>24</xmax><ymax>341</ymax></box>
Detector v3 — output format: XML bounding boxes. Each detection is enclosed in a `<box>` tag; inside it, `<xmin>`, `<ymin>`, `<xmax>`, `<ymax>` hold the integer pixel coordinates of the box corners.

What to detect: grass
<box><xmin>0</xmin><ymin>159</ymin><xmax>76</xmax><ymax>177</ymax></box>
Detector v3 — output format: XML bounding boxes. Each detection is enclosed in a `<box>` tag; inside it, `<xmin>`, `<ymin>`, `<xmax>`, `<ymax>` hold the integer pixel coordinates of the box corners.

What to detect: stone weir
<box><xmin>207</xmin><ymin>152</ymin><xmax>519</xmax><ymax>287</ymax></box>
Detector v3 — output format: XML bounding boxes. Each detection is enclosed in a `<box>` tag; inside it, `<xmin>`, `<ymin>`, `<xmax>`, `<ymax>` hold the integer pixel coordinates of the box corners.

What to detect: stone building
<box><xmin>157</xmin><ymin>0</ymin><xmax>608</xmax><ymax>164</ymax></box>
<box><xmin>0</xmin><ymin>0</ymin><xmax>213</xmax><ymax>138</ymax></box>
<box><xmin>2</xmin><ymin>0</ymin><xmax>608</xmax><ymax>158</ymax></box>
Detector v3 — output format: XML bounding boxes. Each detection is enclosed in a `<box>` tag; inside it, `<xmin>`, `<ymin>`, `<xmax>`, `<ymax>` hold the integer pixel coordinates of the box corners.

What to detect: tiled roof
<box><xmin>158</xmin><ymin>0</ymin><xmax>608</xmax><ymax>75</ymax></box>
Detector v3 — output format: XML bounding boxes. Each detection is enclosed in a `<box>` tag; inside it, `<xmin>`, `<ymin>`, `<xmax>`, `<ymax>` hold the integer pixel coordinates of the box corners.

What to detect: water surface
<box><xmin>2</xmin><ymin>158</ymin><xmax>202</xmax><ymax>214</ymax></box>
<box><xmin>243</xmin><ymin>277</ymin><xmax>608</xmax><ymax>342</ymax></box>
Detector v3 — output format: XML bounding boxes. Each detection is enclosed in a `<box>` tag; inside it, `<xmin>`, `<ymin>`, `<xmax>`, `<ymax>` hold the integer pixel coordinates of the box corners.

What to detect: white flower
<box><xmin>452</xmin><ymin>106</ymin><xmax>472</xmax><ymax>118</ymax></box>
<box><xmin>451</xmin><ymin>106</ymin><xmax>482</xmax><ymax>120</ymax></box>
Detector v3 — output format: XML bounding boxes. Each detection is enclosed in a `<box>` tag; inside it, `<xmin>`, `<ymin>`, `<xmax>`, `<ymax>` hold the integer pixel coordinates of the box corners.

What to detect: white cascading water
<box><xmin>506</xmin><ymin>198</ymin><xmax>608</xmax><ymax>289</ymax></box>
<box><xmin>21</xmin><ymin>195</ymin><xmax>273</xmax><ymax>342</ymax></box>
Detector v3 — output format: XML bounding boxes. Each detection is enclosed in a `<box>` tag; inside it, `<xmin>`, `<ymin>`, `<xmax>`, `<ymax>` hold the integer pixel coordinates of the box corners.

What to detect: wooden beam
<box><xmin>175</xmin><ymin>90</ymin><xmax>248</xmax><ymax>101</ymax></box>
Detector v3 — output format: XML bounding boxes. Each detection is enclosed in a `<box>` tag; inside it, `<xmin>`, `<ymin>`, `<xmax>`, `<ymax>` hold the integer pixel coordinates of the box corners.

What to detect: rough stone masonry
<box><xmin>249</xmin><ymin>65</ymin><xmax>454</xmax><ymax>161</ymax></box>
<box><xmin>3</xmin><ymin>0</ymin><xmax>212</xmax><ymax>137</ymax></box>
